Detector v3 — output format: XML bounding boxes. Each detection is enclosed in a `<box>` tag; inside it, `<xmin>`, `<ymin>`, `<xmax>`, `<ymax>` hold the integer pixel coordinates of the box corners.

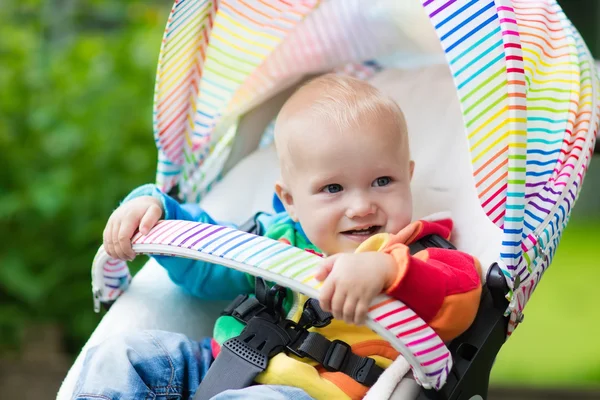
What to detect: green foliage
<box><xmin>0</xmin><ymin>0</ymin><xmax>170</xmax><ymax>354</ymax></box>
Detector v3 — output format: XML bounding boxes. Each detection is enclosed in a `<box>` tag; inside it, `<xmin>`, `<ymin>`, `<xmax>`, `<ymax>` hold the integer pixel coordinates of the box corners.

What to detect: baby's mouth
<box><xmin>341</xmin><ymin>226</ymin><xmax>382</xmax><ymax>242</ymax></box>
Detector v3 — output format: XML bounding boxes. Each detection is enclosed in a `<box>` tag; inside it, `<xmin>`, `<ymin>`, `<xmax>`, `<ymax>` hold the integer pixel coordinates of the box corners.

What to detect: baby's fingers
<box><xmin>116</xmin><ymin>217</ymin><xmax>139</xmax><ymax>260</ymax></box>
<box><xmin>354</xmin><ymin>300</ymin><xmax>370</xmax><ymax>326</ymax></box>
<box><xmin>318</xmin><ymin>279</ymin><xmax>335</xmax><ymax>313</ymax></box>
<box><xmin>103</xmin><ymin>218</ymin><xmax>116</xmax><ymax>258</ymax></box>
<box><xmin>342</xmin><ymin>296</ymin><xmax>358</xmax><ymax>325</ymax></box>
<box><xmin>315</xmin><ymin>254</ymin><xmax>339</xmax><ymax>281</ymax></box>
<box><xmin>139</xmin><ymin>204</ymin><xmax>162</xmax><ymax>235</ymax></box>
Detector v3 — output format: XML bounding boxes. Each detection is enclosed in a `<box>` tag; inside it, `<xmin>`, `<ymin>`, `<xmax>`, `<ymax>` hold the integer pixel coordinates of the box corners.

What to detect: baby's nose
<box><xmin>346</xmin><ymin>197</ymin><xmax>375</xmax><ymax>219</ymax></box>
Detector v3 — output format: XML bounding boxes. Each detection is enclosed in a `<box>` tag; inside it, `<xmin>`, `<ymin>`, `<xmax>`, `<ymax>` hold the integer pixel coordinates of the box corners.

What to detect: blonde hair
<box><xmin>275</xmin><ymin>73</ymin><xmax>409</xmax><ymax>154</ymax></box>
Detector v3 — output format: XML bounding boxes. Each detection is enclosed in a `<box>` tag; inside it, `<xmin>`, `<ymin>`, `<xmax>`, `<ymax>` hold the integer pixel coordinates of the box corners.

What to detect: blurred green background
<box><xmin>0</xmin><ymin>0</ymin><xmax>598</xmax><ymax>398</ymax></box>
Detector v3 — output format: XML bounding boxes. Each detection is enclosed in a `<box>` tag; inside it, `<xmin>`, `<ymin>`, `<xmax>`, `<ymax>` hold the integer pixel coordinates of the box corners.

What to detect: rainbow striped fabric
<box><xmin>92</xmin><ymin>0</ymin><xmax>600</xmax><ymax>390</ymax></box>
<box><xmin>92</xmin><ymin>220</ymin><xmax>453</xmax><ymax>389</ymax></box>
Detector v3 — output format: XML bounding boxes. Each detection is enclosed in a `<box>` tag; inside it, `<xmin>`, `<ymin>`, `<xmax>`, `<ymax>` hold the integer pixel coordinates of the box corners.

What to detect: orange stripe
<box><xmin>507</xmin><ymin>92</ymin><xmax>526</xmax><ymax>98</ymax></box>
<box><xmin>368</xmin><ymin>298</ymin><xmax>396</xmax><ymax>312</ymax></box>
<box><xmin>474</xmin><ymin>145</ymin><xmax>507</xmax><ymax>176</ymax></box>
<box><xmin>476</xmin><ymin>157</ymin><xmax>508</xmax><ymax>189</ymax></box>
<box><xmin>221</xmin><ymin>2</ymin><xmax>285</xmax><ymax>33</ymax></box>
<box><xmin>507</xmin><ymin>80</ymin><xmax>526</xmax><ymax>86</ymax></box>
<box><xmin>479</xmin><ymin>171</ymin><xmax>508</xmax><ymax>199</ymax></box>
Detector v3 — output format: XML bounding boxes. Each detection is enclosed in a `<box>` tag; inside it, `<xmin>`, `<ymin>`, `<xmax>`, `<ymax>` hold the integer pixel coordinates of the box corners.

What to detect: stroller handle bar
<box><xmin>91</xmin><ymin>220</ymin><xmax>453</xmax><ymax>390</ymax></box>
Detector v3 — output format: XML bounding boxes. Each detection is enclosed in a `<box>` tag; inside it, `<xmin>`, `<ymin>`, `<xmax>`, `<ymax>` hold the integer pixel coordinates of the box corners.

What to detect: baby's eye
<box><xmin>322</xmin><ymin>184</ymin><xmax>343</xmax><ymax>194</ymax></box>
<box><xmin>373</xmin><ymin>176</ymin><xmax>392</xmax><ymax>187</ymax></box>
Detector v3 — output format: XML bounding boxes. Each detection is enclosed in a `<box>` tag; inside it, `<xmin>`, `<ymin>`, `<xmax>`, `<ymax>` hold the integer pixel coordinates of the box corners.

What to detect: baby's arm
<box><xmin>103</xmin><ymin>184</ymin><xmax>254</xmax><ymax>300</ymax></box>
<box><xmin>357</xmin><ymin>223</ymin><xmax>482</xmax><ymax>342</ymax></box>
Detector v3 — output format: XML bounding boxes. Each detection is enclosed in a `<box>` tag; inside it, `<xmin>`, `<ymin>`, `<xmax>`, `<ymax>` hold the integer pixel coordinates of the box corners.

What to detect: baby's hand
<box><xmin>315</xmin><ymin>252</ymin><xmax>396</xmax><ymax>325</ymax></box>
<box><xmin>103</xmin><ymin>196</ymin><xmax>163</xmax><ymax>261</ymax></box>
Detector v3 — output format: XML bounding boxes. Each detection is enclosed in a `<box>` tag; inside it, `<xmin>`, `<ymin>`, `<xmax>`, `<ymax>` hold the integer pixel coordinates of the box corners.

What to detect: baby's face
<box><xmin>276</xmin><ymin>114</ymin><xmax>414</xmax><ymax>255</ymax></box>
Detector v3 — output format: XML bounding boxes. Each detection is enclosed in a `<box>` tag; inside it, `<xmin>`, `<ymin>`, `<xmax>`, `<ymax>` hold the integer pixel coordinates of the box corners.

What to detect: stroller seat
<box><xmin>59</xmin><ymin>63</ymin><xmax>504</xmax><ymax>399</ymax></box>
<box><xmin>58</xmin><ymin>0</ymin><xmax>599</xmax><ymax>398</ymax></box>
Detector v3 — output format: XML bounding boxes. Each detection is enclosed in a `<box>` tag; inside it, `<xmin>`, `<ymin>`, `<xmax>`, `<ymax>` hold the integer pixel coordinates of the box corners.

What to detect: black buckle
<box><xmin>323</xmin><ymin>340</ymin><xmax>351</xmax><ymax>372</ymax></box>
<box><xmin>299</xmin><ymin>298</ymin><xmax>333</xmax><ymax>329</ymax></box>
<box><xmin>353</xmin><ymin>357</ymin><xmax>377</xmax><ymax>386</ymax></box>
<box><xmin>284</xmin><ymin>323</ymin><xmax>309</xmax><ymax>358</ymax></box>
<box><xmin>236</xmin><ymin>316</ymin><xmax>292</xmax><ymax>358</ymax></box>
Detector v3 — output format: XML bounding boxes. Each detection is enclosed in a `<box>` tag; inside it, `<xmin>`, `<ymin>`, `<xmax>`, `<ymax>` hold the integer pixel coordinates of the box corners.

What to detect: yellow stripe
<box><xmin>524</xmin><ymin>66</ymin><xmax>579</xmax><ymax>77</ymax></box>
<box><xmin>521</xmin><ymin>50</ymin><xmax>578</xmax><ymax>68</ymax></box>
<box><xmin>472</xmin><ymin>132</ymin><xmax>510</xmax><ymax>164</ymax></box>
<box><xmin>470</xmin><ymin>118</ymin><xmax>526</xmax><ymax>152</ymax></box>
<box><xmin>158</xmin><ymin>51</ymin><xmax>198</xmax><ymax>93</ymax></box>
<box><xmin>159</xmin><ymin>39</ymin><xmax>200</xmax><ymax>85</ymax></box>
<box><xmin>214</xmin><ymin>20</ymin><xmax>274</xmax><ymax>51</ymax></box>
<box><xmin>218</xmin><ymin>10</ymin><xmax>279</xmax><ymax>42</ymax></box>
<box><xmin>211</xmin><ymin>32</ymin><xmax>264</xmax><ymax>58</ymax></box>
<box><xmin>468</xmin><ymin>105</ymin><xmax>507</xmax><ymax>140</ymax></box>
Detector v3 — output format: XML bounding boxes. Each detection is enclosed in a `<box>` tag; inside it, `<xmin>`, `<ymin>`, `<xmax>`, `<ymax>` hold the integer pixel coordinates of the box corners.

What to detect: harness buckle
<box><xmin>322</xmin><ymin>340</ymin><xmax>351</xmax><ymax>372</ymax></box>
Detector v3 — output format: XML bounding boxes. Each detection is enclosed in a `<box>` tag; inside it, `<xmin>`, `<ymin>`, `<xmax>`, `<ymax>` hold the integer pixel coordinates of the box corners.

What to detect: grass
<box><xmin>491</xmin><ymin>218</ymin><xmax>600</xmax><ymax>387</ymax></box>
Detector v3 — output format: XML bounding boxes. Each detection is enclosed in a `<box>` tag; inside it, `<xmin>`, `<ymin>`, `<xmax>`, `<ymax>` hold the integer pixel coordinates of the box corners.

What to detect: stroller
<box><xmin>58</xmin><ymin>0</ymin><xmax>599</xmax><ymax>399</ymax></box>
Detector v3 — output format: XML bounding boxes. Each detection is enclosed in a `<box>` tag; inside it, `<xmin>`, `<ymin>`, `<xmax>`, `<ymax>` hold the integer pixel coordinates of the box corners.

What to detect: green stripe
<box><xmin>528</xmin><ymin>106</ymin><xmax>570</xmax><ymax>113</ymax></box>
<box><xmin>210</xmin><ymin>44</ymin><xmax>256</xmax><ymax>68</ymax></box>
<box><xmin>466</xmin><ymin>93</ymin><xmax>508</xmax><ymax>128</ymax></box>
<box><xmin>508</xmin><ymin>167</ymin><xmax>526</xmax><ymax>172</ymax></box>
<box><xmin>463</xmin><ymin>80</ymin><xmax>505</xmax><ymax>116</ymax></box>
<box><xmin>461</xmin><ymin>67</ymin><xmax>505</xmax><ymax>103</ymax></box>
<box><xmin>509</xmin><ymin>155</ymin><xmax>527</xmax><ymax>160</ymax></box>
<box><xmin>508</xmin><ymin>179</ymin><xmax>526</xmax><ymax>184</ymax></box>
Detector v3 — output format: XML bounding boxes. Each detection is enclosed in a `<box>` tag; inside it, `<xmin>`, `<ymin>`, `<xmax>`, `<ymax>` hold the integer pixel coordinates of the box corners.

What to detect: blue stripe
<box><xmin>526</xmin><ymin>170</ymin><xmax>553</xmax><ymax>177</ymax></box>
<box><xmin>200</xmin><ymin>230</ymin><xmax>233</xmax><ymax>250</ymax></box>
<box><xmin>527</xmin><ymin>117</ymin><xmax>569</xmax><ymax>124</ymax></box>
<box><xmin>171</xmin><ymin>0</ymin><xmax>204</xmax><ymax>28</ymax></box>
<box><xmin>504</xmin><ymin>228</ymin><xmax>522</xmax><ymax>234</ymax></box>
<box><xmin>254</xmin><ymin>245</ymin><xmax>295</xmax><ymax>266</ymax></box>
<box><xmin>446</xmin><ymin>13</ymin><xmax>498</xmax><ymax>53</ymax></box>
<box><xmin>167</xmin><ymin>0</ymin><xmax>207</xmax><ymax>38</ymax></box>
<box><xmin>528</xmin><ymin>128</ymin><xmax>565</xmax><ymax>134</ymax></box>
<box><xmin>528</xmin><ymin>138</ymin><xmax>563</xmax><ymax>145</ymax></box>
<box><xmin>440</xmin><ymin>2</ymin><xmax>495</xmax><ymax>41</ymax></box>
<box><xmin>203</xmin><ymin>76</ymin><xmax>234</xmax><ymax>92</ymax></box>
<box><xmin>450</xmin><ymin>26</ymin><xmax>501</xmax><ymax>65</ymax></box>
<box><xmin>506</xmin><ymin>192</ymin><xmax>525</xmax><ymax>197</ymax></box>
<box><xmin>194</xmin><ymin>119</ymin><xmax>209</xmax><ymax>128</ymax></box>
<box><xmin>454</xmin><ymin>39</ymin><xmax>503</xmax><ymax>77</ymax></box>
<box><xmin>527</xmin><ymin>148</ymin><xmax>561</xmax><ymax>156</ymax></box>
<box><xmin>506</xmin><ymin>204</ymin><xmax>525</xmax><ymax>210</ymax></box>
<box><xmin>229</xmin><ymin>236</ymin><xmax>263</xmax><ymax>259</ymax></box>
<box><xmin>243</xmin><ymin>241</ymin><xmax>280</xmax><ymax>263</ymax></box>
<box><xmin>526</xmin><ymin>159</ymin><xmax>558</xmax><ymax>166</ymax></box>
<box><xmin>457</xmin><ymin>53</ymin><xmax>504</xmax><ymax>90</ymax></box>
<box><xmin>523</xmin><ymin>220</ymin><xmax>536</xmax><ymax>232</ymax></box>
<box><xmin>157</xmin><ymin>169</ymin><xmax>181</xmax><ymax>176</ymax></box>
<box><xmin>525</xmin><ymin>210</ymin><xmax>544</xmax><ymax>223</ymax></box>
<box><xmin>435</xmin><ymin>0</ymin><xmax>479</xmax><ymax>29</ymax></box>
<box><xmin>504</xmin><ymin>216</ymin><xmax>523</xmax><ymax>222</ymax></box>
<box><xmin>502</xmin><ymin>241</ymin><xmax>520</xmax><ymax>246</ymax></box>
<box><xmin>211</xmin><ymin>232</ymin><xmax>247</xmax><ymax>254</ymax></box>
<box><xmin>501</xmin><ymin>253</ymin><xmax>521</xmax><ymax>259</ymax></box>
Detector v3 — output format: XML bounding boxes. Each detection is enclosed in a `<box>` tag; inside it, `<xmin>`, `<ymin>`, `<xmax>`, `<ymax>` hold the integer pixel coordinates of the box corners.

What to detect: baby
<box><xmin>77</xmin><ymin>74</ymin><xmax>481</xmax><ymax>400</ymax></box>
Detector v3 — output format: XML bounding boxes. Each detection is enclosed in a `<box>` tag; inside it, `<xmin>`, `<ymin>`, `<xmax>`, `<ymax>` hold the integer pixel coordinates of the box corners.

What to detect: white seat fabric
<box><xmin>57</xmin><ymin>64</ymin><xmax>501</xmax><ymax>399</ymax></box>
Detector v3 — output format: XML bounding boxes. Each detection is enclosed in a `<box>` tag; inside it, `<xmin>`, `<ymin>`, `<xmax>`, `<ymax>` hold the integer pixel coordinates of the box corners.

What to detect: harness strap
<box><xmin>291</xmin><ymin>332</ymin><xmax>383</xmax><ymax>386</ymax></box>
<box><xmin>195</xmin><ymin>234</ymin><xmax>454</xmax><ymax>399</ymax></box>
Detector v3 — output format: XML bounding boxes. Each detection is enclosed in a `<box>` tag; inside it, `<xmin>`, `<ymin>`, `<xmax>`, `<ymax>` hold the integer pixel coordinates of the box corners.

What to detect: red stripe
<box><xmin>385</xmin><ymin>314</ymin><xmax>420</xmax><ymax>330</ymax></box>
<box><xmin>396</xmin><ymin>324</ymin><xmax>428</xmax><ymax>338</ymax></box>
<box><xmin>374</xmin><ymin>306</ymin><xmax>408</xmax><ymax>322</ymax></box>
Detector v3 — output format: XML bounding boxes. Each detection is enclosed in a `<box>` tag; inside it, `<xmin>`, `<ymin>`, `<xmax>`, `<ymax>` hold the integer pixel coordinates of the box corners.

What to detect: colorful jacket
<box><xmin>124</xmin><ymin>185</ymin><xmax>481</xmax><ymax>399</ymax></box>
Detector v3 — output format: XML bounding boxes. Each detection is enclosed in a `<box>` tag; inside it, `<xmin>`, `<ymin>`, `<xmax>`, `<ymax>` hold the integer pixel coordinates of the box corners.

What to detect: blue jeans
<box><xmin>73</xmin><ymin>330</ymin><xmax>314</xmax><ymax>400</ymax></box>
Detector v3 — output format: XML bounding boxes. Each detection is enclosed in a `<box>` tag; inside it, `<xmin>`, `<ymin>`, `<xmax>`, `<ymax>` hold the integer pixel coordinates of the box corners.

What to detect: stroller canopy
<box><xmin>93</xmin><ymin>0</ymin><xmax>599</xmax><ymax>391</ymax></box>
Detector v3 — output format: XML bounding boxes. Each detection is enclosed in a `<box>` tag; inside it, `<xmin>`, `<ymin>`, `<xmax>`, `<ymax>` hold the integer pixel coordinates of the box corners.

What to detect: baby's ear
<box><xmin>275</xmin><ymin>181</ymin><xmax>298</xmax><ymax>221</ymax></box>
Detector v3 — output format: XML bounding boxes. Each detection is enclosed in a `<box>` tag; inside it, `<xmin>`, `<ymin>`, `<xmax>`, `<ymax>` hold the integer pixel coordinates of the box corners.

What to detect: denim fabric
<box><xmin>73</xmin><ymin>330</ymin><xmax>313</xmax><ymax>400</ymax></box>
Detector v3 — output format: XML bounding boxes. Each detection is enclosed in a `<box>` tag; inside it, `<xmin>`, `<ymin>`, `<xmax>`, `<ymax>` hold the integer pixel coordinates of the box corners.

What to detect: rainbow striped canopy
<box><xmin>89</xmin><ymin>0</ymin><xmax>600</xmax><ymax>390</ymax></box>
<box><xmin>151</xmin><ymin>0</ymin><xmax>599</xmax><ymax>335</ymax></box>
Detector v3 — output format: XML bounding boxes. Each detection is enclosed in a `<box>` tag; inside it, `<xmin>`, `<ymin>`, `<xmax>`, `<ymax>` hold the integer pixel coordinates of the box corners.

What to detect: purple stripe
<box><xmin>529</xmin><ymin>201</ymin><xmax>551</xmax><ymax>214</ymax></box>
<box><xmin>426</xmin><ymin>367</ymin><xmax>444</xmax><ymax>377</ymax></box>
<box><xmin>189</xmin><ymin>226</ymin><xmax>226</xmax><ymax>248</ymax></box>
<box><xmin>526</xmin><ymin>181</ymin><xmax>545</xmax><ymax>188</ymax></box>
<box><xmin>179</xmin><ymin>225</ymin><xmax>213</xmax><ymax>246</ymax></box>
<box><xmin>423</xmin><ymin>0</ymin><xmax>435</xmax><ymax>7</ymax></box>
<box><xmin>209</xmin><ymin>231</ymin><xmax>247</xmax><ymax>253</ymax></box>
<box><xmin>201</xmin><ymin>230</ymin><xmax>235</xmax><ymax>251</ymax></box>
<box><xmin>170</xmin><ymin>223</ymin><xmax>206</xmax><ymax>245</ymax></box>
<box><xmin>524</xmin><ymin>192</ymin><xmax>555</xmax><ymax>203</ymax></box>
<box><xmin>429</xmin><ymin>0</ymin><xmax>456</xmax><ymax>18</ymax></box>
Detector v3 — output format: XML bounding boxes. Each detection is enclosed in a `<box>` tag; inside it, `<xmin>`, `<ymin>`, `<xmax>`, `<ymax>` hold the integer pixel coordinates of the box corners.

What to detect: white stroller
<box><xmin>58</xmin><ymin>0</ymin><xmax>599</xmax><ymax>399</ymax></box>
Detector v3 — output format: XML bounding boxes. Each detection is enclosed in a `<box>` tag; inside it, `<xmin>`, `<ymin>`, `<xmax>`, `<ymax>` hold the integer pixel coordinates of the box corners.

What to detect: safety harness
<box><xmin>193</xmin><ymin>221</ymin><xmax>456</xmax><ymax>399</ymax></box>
